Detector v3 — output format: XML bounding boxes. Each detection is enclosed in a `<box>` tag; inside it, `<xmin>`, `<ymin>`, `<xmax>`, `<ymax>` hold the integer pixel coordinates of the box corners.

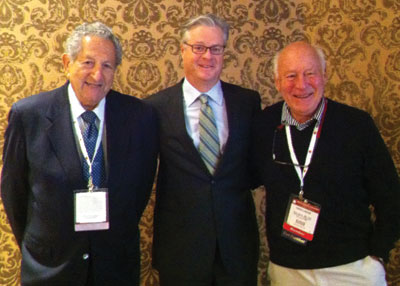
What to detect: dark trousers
<box><xmin>158</xmin><ymin>247</ymin><xmax>257</xmax><ymax>286</ymax></box>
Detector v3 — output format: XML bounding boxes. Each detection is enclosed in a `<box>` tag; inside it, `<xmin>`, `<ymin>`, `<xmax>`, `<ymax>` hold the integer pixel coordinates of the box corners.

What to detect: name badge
<box><xmin>282</xmin><ymin>194</ymin><xmax>321</xmax><ymax>245</ymax></box>
<box><xmin>74</xmin><ymin>188</ymin><xmax>109</xmax><ymax>231</ymax></box>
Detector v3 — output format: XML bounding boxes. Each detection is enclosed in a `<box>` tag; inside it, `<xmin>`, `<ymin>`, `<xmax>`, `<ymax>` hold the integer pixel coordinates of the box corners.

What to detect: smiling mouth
<box><xmin>86</xmin><ymin>82</ymin><xmax>102</xmax><ymax>87</ymax></box>
<box><xmin>199</xmin><ymin>63</ymin><xmax>214</xmax><ymax>69</ymax></box>
<box><xmin>293</xmin><ymin>92</ymin><xmax>313</xmax><ymax>99</ymax></box>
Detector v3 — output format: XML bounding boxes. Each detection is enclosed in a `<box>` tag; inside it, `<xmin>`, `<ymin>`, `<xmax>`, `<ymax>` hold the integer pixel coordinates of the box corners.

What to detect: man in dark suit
<box><xmin>146</xmin><ymin>14</ymin><xmax>260</xmax><ymax>286</ymax></box>
<box><xmin>1</xmin><ymin>22</ymin><xmax>158</xmax><ymax>286</ymax></box>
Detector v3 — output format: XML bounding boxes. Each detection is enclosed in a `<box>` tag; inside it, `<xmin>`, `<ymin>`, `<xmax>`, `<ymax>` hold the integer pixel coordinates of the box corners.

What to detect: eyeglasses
<box><xmin>272</xmin><ymin>127</ymin><xmax>309</xmax><ymax>168</ymax></box>
<box><xmin>184</xmin><ymin>42</ymin><xmax>225</xmax><ymax>55</ymax></box>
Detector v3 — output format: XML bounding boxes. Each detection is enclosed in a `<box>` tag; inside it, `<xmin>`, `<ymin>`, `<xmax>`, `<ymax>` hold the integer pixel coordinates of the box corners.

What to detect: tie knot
<box><xmin>199</xmin><ymin>94</ymin><xmax>209</xmax><ymax>104</ymax></box>
<box><xmin>81</xmin><ymin>111</ymin><xmax>97</xmax><ymax>124</ymax></box>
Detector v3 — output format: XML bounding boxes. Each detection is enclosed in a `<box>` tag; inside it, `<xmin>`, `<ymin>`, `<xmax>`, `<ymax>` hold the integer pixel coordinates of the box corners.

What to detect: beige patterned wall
<box><xmin>0</xmin><ymin>0</ymin><xmax>399</xmax><ymax>285</ymax></box>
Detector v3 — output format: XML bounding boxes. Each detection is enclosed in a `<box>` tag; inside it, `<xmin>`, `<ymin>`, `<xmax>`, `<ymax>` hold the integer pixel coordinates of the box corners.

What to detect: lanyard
<box><xmin>285</xmin><ymin>100</ymin><xmax>327</xmax><ymax>200</ymax></box>
<box><xmin>73</xmin><ymin>116</ymin><xmax>104</xmax><ymax>190</ymax></box>
<box><xmin>285</xmin><ymin>123</ymin><xmax>319</xmax><ymax>200</ymax></box>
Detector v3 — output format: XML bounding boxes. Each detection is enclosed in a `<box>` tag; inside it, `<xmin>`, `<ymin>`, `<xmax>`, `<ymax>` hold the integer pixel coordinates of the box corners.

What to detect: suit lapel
<box><xmin>218</xmin><ymin>82</ymin><xmax>240</xmax><ymax>169</ymax></box>
<box><xmin>169</xmin><ymin>81</ymin><xmax>242</xmax><ymax>176</ymax></box>
<box><xmin>165</xmin><ymin>83</ymin><xmax>207</xmax><ymax>168</ymax></box>
<box><xmin>46</xmin><ymin>84</ymin><xmax>85</xmax><ymax>188</ymax></box>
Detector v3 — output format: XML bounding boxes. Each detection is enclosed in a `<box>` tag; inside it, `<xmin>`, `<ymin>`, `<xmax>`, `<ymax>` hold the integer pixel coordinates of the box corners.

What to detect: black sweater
<box><xmin>253</xmin><ymin>99</ymin><xmax>400</xmax><ymax>268</ymax></box>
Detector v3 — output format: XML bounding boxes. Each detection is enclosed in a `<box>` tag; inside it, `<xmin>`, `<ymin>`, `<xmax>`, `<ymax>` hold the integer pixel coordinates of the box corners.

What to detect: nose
<box><xmin>295</xmin><ymin>74</ymin><xmax>307</xmax><ymax>89</ymax></box>
<box><xmin>201</xmin><ymin>48</ymin><xmax>213</xmax><ymax>58</ymax></box>
<box><xmin>91</xmin><ymin>64</ymin><xmax>104</xmax><ymax>81</ymax></box>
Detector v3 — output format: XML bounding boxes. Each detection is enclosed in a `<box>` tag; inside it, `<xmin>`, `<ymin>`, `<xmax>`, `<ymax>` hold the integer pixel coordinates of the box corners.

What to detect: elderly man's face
<box><xmin>275</xmin><ymin>42</ymin><xmax>327</xmax><ymax>123</ymax></box>
<box><xmin>63</xmin><ymin>35</ymin><xmax>116</xmax><ymax>110</ymax></box>
<box><xmin>181</xmin><ymin>25</ymin><xmax>225</xmax><ymax>92</ymax></box>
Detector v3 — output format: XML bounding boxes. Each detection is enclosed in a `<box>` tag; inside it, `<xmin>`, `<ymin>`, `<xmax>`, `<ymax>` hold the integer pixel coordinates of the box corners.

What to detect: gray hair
<box><xmin>64</xmin><ymin>22</ymin><xmax>123</xmax><ymax>66</ymax></box>
<box><xmin>181</xmin><ymin>14</ymin><xmax>230</xmax><ymax>45</ymax></box>
<box><xmin>273</xmin><ymin>43</ymin><xmax>326</xmax><ymax>78</ymax></box>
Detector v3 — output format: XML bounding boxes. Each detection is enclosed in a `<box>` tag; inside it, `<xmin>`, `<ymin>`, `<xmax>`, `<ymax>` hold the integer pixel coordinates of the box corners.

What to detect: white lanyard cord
<box><xmin>285</xmin><ymin>122</ymin><xmax>320</xmax><ymax>200</ymax></box>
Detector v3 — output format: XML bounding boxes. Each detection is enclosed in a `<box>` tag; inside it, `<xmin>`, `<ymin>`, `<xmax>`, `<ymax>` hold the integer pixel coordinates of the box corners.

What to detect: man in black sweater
<box><xmin>253</xmin><ymin>41</ymin><xmax>400</xmax><ymax>285</ymax></box>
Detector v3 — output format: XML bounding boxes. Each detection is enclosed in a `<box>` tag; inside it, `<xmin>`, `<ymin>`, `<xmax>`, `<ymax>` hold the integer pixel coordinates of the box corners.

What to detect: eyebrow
<box><xmin>190</xmin><ymin>41</ymin><xmax>224</xmax><ymax>46</ymax></box>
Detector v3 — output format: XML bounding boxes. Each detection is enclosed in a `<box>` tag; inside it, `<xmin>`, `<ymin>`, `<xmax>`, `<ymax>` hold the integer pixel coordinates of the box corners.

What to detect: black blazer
<box><xmin>146</xmin><ymin>80</ymin><xmax>260</xmax><ymax>281</ymax></box>
<box><xmin>1</xmin><ymin>83</ymin><xmax>158</xmax><ymax>286</ymax></box>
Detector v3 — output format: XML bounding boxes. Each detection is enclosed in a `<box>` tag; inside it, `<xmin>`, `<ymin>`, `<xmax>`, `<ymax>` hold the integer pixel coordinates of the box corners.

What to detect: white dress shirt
<box><xmin>182</xmin><ymin>79</ymin><xmax>229</xmax><ymax>153</ymax></box>
<box><xmin>67</xmin><ymin>83</ymin><xmax>107</xmax><ymax>169</ymax></box>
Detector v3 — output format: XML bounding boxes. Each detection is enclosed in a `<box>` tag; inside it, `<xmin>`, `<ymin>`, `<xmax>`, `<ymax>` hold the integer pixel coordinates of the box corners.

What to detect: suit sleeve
<box><xmin>135</xmin><ymin>103</ymin><xmax>159</xmax><ymax>220</ymax></box>
<box><xmin>363</xmin><ymin>115</ymin><xmax>400</xmax><ymax>262</ymax></box>
<box><xmin>248</xmin><ymin>91</ymin><xmax>262</xmax><ymax>190</ymax></box>
<box><xmin>1</xmin><ymin>105</ymin><xmax>30</xmax><ymax>247</ymax></box>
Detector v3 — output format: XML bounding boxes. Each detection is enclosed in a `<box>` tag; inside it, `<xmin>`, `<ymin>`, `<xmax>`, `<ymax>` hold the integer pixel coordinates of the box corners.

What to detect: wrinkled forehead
<box><xmin>278</xmin><ymin>45</ymin><xmax>323</xmax><ymax>75</ymax></box>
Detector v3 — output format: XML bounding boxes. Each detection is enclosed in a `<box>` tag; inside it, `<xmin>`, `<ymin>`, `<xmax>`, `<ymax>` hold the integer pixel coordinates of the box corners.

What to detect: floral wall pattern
<box><xmin>0</xmin><ymin>0</ymin><xmax>399</xmax><ymax>285</ymax></box>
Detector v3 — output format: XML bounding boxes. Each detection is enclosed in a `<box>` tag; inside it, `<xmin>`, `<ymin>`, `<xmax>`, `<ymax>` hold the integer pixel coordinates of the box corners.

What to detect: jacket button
<box><xmin>82</xmin><ymin>253</ymin><xmax>89</xmax><ymax>260</ymax></box>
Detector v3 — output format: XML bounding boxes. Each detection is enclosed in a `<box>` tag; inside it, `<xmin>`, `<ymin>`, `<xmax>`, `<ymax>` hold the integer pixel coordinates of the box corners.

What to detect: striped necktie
<box><xmin>198</xmin><ymin>94</ymin><xmax>220</xmax><ymax>174</ymax></box>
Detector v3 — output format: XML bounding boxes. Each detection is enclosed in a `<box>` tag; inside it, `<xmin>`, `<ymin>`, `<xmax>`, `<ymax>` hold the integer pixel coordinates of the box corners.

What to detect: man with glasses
<box><xmin>253</xmin><ymin>41</ymin><xmax>400</xmax><ymax>285</ymax></box>
<box><xmin>146</xmin><ymin>13</ymin><xmax>260</xmax><ymax>286</ymax></box>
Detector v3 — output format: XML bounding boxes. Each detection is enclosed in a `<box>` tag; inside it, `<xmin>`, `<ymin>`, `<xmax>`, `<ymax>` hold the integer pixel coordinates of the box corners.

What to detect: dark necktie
<box><xmin>198</xmin><ymin>94</ymin><xmax>220</xmax><ymax>174</ymax></box>
<box><xmin>81</xmin><ymin>111</ymin><xmax>104</xmax><ymax>188</ymax></box>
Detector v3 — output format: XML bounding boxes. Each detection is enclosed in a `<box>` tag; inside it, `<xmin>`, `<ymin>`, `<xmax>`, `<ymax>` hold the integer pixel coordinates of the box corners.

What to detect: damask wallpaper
<box><xmin>0</xmin><ymin>0</ymin><xmax>399</xmax><ymax>285</ymax></box>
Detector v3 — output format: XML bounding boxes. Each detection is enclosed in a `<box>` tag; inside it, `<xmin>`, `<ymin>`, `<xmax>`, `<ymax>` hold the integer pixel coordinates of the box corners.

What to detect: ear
<box><xmin>62</xmin><ymin>54</ymin><xmax>71</xmax><ymax>76</ymax></box>
<box><xmin>323</xmin><ymin>69</ymin><xmax>328</xmax><ymax>85</ymax></box>
<box><xmin>274</xmin><ymin>75</ymin><xmax>281</xmax><ymax>92</ymax></box>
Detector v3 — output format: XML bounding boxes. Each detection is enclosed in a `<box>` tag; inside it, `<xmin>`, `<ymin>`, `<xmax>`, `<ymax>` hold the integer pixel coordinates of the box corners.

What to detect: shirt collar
<box><xmin>281</xmin><ymin>98</ymin><xmax>326</xmax><ymax>131</ymax></box>
<box><xmin>68</xmin><ymin>83</ymin><xmax>105</xmax><ymax>122</ymax></box>
<box><xmin>182</xmin><ymin>78</ymin><xmax>223</xmax><ymax>107</ymax></box>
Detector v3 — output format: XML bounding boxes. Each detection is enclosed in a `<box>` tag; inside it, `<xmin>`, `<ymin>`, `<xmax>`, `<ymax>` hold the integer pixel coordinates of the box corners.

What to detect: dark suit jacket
<box><xmin>1</xmin><ymin>83</ymin><xmax>158</xmax><ymax>286</ymax></box>
<box><xmin>146</xmin><ymin>80</ymin><xmax>260</xmax><ymax>282</ymax></box>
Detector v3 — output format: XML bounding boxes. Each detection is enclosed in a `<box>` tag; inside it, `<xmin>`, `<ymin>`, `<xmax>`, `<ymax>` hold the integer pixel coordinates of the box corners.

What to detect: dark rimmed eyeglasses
<box><xmin>272</xmin><ymin>126</ymin><xmax>309</xmax><ymax>168</ymax></box>
<box><xmin>184</xmin><ymin>42</ymin><xmax>225</xmax><ymax>55</ymax></box>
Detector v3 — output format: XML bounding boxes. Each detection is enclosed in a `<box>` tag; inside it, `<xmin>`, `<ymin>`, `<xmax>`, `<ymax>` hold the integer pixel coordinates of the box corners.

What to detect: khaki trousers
<box><xmin>268</xmin><ymin>256</ymin><xmax>387</xmax><ymax>286</ymax></box>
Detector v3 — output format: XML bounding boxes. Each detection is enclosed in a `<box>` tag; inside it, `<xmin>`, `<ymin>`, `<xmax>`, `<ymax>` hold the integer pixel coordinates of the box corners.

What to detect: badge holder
<box><xmin>74</xmin><ymin>178</ymin><xmax>109</xmax><ymax>231</ymax></box>
<box><xmin>282</xmin><ymin>193</ymin><xmax>321</xmax><ymax>245</ymax></box>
